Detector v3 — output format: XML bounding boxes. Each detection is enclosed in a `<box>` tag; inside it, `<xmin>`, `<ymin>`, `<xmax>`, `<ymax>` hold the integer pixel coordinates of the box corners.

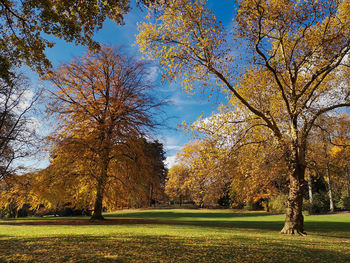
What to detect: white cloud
<box><xmin>154</xmin><ymin>135</ymin><xmax>183</xmax><ymax>151</ymax></box>
<box><xmin>26</xmin><ymin>117</ymin><xmax>42</xmax><ymax>133</ymax></box>
<box><xmin>167</xmin><ymin>94</ymin><xmax>199</xmax><ymax>106</ymax></box>
<box><xmin>165</xmin><ymin>145</ymin><xmax>182</xmax><ymax>151</ymax></box>
<box><xmin>165</xmin><ymin>155</ymin><xmax>178</xmax><ymax>168</ymax></box>
<box><xmin>0</xmin><ymin>88</ymin><xmax>35</xmax><ymax>113</ymax></box>
<box><xmin>154</xmin><ymin>134</ymin><xmax>181</xmax><ymax>147</ymax></box>
<box><xmin>19</xmin><ymin>89</ymin><xmax>34</xmax><ymax>109</ymax></box>
<box><xmin>146</xmin><ymin>66</ymin><xmax>159</xmax><ymax>82</ymax></box>
<box><xmin>153</xmin><ymin>135</ymin><xmax>183</xmax><ymax>167</ymax></box>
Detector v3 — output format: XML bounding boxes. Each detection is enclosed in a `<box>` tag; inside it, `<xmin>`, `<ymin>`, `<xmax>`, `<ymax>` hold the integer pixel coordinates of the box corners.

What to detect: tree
<box><xmin>45</xmin><ymin>46</ymin><xmax>161</xmax><ymax>219</ymax></box>
<box><xmin>172</xmin><ymin>140</ymin><xmax>231</xmax><ymax>207</ymax></box>
<box><xmin>137</xmin><ymin>0</ymin><xmax>350</xmax><ymax>234</ymax></box>
<box><xmin>141</xmin><ymin>139</ymin><xmax>167</xmax><ymax>207</ymax></box>
<box><xmin>189</xmin><ymin>106</ymin><xmax>289</xmax><ymax>206</ymax></box>
<box><xmin>0</xmin><ymin>0</ymin><xmax>132</xmax><ymax>79</ymax></box>
<box><xmin>165</xmin><ymin>164</ymin><xmax>191</xmax><ymax>205</ymax></box>
<box><xmin>21</xmin><ymin>136</ymin><xmax>166</xmax><ymax>215</ymax></box>
<box><xmin>0</xmin><ymin>70</ymin><xmax>40</xmax><ymax>182</ymax></box>
<box><xmin>310</xmin><ymin>113</ymin><xmax>350</xmax><ymax>211</ymax></box>
<box><xmin>0</xmin><ymin>172</ymin><xmax>34</xmax><ymax>218</ymax></box>
<box><xmin>166</xmin><ymin>139</ymin><xmax>237</xmax><ymax>207</ymax></box>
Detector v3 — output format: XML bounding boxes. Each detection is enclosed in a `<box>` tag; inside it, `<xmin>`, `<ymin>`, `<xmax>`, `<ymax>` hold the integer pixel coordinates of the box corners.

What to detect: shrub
<box><xmin>303</xmin><ymin>192</ymin><xmax>329</xmax><ymax>214</ymax></box>
<box><xmin>243</xmin><ymin>201</ymin><xmax>263</xmax><ymax>211</ymax></box>
<box><xmin>35</xmin><ymin>207</ymin><xmax>52</xmax><ymax>217</ymax></box>
<box><xmin>336</xmin><ymin>194</ymin><xmax>350</xmax><ymax>210</ymax></box>
<box><xmin>268</xmin><ymin>194</ymin><xmax>288</xmax><ymax>213</ymax></box>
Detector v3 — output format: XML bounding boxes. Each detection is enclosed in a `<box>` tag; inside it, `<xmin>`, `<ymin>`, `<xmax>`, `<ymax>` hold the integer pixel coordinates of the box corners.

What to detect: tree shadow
<box><xmin>105</xmin><ymin>210</ymin><xmax>275</xmax><ymax>219</ymax></box>
<box><xmin>1</xmin><ymin>218</ymin><xmax>350</xmax><ymax>237</ymax></box>
<box><xmin>0</xmin><ymin>233</ymin><xmax>349</xmax><ymax>262</ymax></box>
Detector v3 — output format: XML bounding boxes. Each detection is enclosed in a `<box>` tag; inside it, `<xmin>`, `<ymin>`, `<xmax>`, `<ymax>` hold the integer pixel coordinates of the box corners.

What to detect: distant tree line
<box><xmin>166</xmin><ymin>113</ymin><xmax>350</xmax><ymax>214</ymax></box>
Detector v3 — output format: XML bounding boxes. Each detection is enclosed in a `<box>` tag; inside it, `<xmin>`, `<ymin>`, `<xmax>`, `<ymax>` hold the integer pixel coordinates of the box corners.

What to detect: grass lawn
<box><xmin>0</xmin><ymin>209</ymin><xmax>349</xmax><ymax>262</ymax></box>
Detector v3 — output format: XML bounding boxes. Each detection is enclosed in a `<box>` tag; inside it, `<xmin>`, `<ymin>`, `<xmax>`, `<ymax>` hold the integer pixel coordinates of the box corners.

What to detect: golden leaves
<box><xmin>136</xmin><ymin>0</ymin><xmax>229</xmax><ymax>93</ymax></box>
<box><xmin>166</xmin><ymin>140</ymin><xmax>232</xmax><ymax>206</ymax></box>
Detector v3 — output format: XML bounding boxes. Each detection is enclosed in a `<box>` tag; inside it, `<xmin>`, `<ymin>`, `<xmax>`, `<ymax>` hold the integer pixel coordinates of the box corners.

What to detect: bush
<box><xmin>267</xmin><ymin>192</ymin><xmax>333</xmax><ymax>215</ymax></box>
<box><xmin>336</xmin><ymin>194</ymin><xmax>350</xmax><ymax>210</ymax></box>
<box><xmin>268</xmin><ymin>194</ymin><xmax>288</xmax><ymax>213</ymax></box>
<box><xmin>243</xmin><ymin>202</ymin><xmax>263</xmax><ymax>211</ymax></box>
<box><xmin>58</xmin><ymin>207</ymin><xmax>91</xmax><ymax>217</ymax></box>
<box><xmin>303</xmin><ymin>192</ymin><xmax>329</xmax><ymax>214</ymax></box>
<box><xmin>243</xmin><ymin>204</ymin><xmax>253</xmax><ymax>211</ymax></box>
<box><xmin>35</xmin><ymin>207</ymin><xmax>52</xmax><ymax>217</ymax></box>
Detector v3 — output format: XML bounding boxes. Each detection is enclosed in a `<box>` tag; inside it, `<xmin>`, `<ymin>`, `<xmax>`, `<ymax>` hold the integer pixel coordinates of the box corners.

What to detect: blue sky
<box><xmin>25</xmin><ymin>0</ymin><xmax>237</xmax><ymax>169</ymax></box>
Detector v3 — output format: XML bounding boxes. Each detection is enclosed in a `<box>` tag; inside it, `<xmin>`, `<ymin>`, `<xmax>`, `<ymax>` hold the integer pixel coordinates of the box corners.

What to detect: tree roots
<box><xmin>280</xmin><ymin>226</ymin><xmax>307</xmax><ymax>236</ymax></box>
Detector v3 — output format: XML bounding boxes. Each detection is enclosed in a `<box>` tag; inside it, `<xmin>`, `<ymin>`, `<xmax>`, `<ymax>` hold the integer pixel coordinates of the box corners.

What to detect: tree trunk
<box><xmin>149</xmin><ymin>183</ymin><xmax>153</xmax><ymax>207</ymax></box>
<box><xmin>91</xmin><ymin>178</ymin><xmax>106</xmax><ymax>220</ymax></box>
<box><xmin>346</xmin><ymin>167</ymin><xmax>350</xmax><ymax>197</ymax></box>
<box><xmin>280</xmin><ymin>142</ymin><xmax>306</xmax><ymax>235</ymax></box>
<box><xmin>326</xmin><ymin>163</ymin><xmax>334</xmax><ymax>213</ymax></box>
<box><xmin>91</xmin><ymin>130</ymin><xmax>111</xmax><ymax>220</ymax></box>
<box><xmin>307</xmin><ymin>168</ymin><xmax>313</xmax><ymax>214</ymax></box>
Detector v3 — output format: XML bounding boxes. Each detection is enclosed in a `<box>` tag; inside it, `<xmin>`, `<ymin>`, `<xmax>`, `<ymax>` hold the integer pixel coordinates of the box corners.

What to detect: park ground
<box><xmin>0</xmin><ymin>209</ymin><xmax>349</xmax><ymax>262</ymax></box>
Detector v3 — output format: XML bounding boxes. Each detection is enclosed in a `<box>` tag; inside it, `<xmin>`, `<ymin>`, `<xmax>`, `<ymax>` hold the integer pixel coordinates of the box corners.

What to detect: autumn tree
<box><xmin>0</xmin><ymin>71</ymin><xmax>41</xmax><ymax>218</ymax></box>
<box><xmin>105</xmin><ymin>138</ymin><xmax>167</xmax><ymax>209</ymax></box>
<box><xmin>166</xmin><ymin>139</ymin><xmax>234</xmax><ymax>207</ymax></box>
<box><xmin>19</xmin><ymin>135</ymin><xmax>165</xmax><ymax>215</ymax></box>
<box><xmin>140</xmin><ymin>139</ymin><xmax>167</xmax><ymax>207</ymax></box>
<box><xmin>46</xmin><ymin>47</ymin><xmax>161</xmax><ymax>219</ymax></box>
<box><xmin>0</xmin><ymin>0</ymin><xmax>133</xmax><ymax>80</ymax></box>
<box><xmin>165</xmin><ymin>164</ymin><xmax>191</xmax><ymax>205</ymax></box>
<box><xmin>189</xmin><ymin>105</ymin><xmax>289</xmax><ymax>205</ymax></box>
<box><xmin>137</xmin><ymin>0</ymin><xmax>350</xmax><ymax>234</ymax></box>
<box><xmin>178</xmin><ymin>108</ymin><xmax>288</xmax><ymax>208</ymax></box>
<box><xmin>308</xmin><ymin>114</ymin><xmax>350</xmax><ymax>211</ymax></box>
<box><xmin>165</xmin><ymin>132</ymin><xmax>285</xmax><ymax>208</ymax></box>
<box><xmin>0</xmin><ymin>71</ymin><xmax>40</xmax><ymax>182</ymax></box>
<box><xmin>0</xmin><ymin>172</ymin><xmax>35</xmax><ymax>218</ymax></box>
<box><xmin>329</xmin><ymin>114</ymin><xmax>350</xmax><ymax>200</ymax></box>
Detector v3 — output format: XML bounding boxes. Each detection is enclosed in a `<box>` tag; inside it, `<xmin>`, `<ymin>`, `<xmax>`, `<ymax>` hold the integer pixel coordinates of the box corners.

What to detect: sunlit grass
<box><xmin>0</xmin><ymin>209</ymin><xmax>349</xmax><ymax>262</ymax></box>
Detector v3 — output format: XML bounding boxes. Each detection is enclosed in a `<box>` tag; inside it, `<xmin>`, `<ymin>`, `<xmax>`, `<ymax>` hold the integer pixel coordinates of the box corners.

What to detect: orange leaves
<box><xmin>46</xmin><ymin>46</ymin><xmax>157</xmax><ymax>145</ymax></box>
<box><xmin>41</xmin><ymin>47</ymin><xmax>163</xmax><ymax>213</ymax></box>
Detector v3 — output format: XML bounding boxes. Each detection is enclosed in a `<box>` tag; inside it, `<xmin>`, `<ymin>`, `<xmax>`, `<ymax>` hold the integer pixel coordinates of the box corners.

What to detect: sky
<box><xmin>25</xmin><ymin>0</ymin><xmax>237</xmax><ymax>170</ymax></box>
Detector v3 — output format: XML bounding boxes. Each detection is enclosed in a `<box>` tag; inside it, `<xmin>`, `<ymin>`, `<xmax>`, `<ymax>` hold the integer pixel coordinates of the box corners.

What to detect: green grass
<box><xmin>0</xmin><ymin>209</ymin><xmax>349</xmax><ymax>262</ymax></box>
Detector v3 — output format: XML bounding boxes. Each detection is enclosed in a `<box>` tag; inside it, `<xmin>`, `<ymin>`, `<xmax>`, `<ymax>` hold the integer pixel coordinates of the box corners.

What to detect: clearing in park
<box><xmin>0</xmin><ymin>209</ymin><xmax>349</xmax><ymax>262</ymax></box>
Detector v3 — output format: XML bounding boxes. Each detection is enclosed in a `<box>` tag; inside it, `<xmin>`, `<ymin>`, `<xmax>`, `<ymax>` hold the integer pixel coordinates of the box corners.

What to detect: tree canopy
<box><xmin>137</xmin><ymin>0</ymin><xmax>350</xmax><ymax>234</ymax></box>
<box><xmin>0</xmin><ymin>70</ymin><xmax>40</xmax><ymax>181</ymax></box>
<box><xmin>45</xmin><ymin>46</ymin><xmax>163</xmax><ymax>219</ymax></box>
<box><xmin>0</xmin><ymin>0</ymin><xmax>130</xmax><ymax>80</ymax></box>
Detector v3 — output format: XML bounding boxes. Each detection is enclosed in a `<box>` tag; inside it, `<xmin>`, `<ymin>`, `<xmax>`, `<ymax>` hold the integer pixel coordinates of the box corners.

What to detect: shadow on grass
<box><xmin>0</xmin><ymin>233</ymin><xmax>349</xmax><ymax>263</ymax></box>
<box><xmin>105</xmin><ymin>210</ymin><xmax>274</xmax><ymax>219</ymax></box>
<box><xmin>1</xmin><ymin>218</ymin><xmax>350</xmax><ymax>237</ymax></box>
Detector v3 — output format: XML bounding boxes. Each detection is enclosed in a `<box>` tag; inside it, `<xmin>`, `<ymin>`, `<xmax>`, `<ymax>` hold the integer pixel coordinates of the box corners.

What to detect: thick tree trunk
<box><xmin>280</xmin><ymin>167</ymin><xmax>305</xmax><ymax>235</ymax></box>
<box><xmin>91</xmin><ymin>178</ymin><xmax>105</xmax><ymax>220</ymax></box>
<box><xmin>280</xmin><ymin>141</ymin><xmax>306</xmax><ymax>235</ymax></box>
<box><xmin>91</xmin><ymin>130</ymin><xmax>111</xmax><ymax>220</ymax></box>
